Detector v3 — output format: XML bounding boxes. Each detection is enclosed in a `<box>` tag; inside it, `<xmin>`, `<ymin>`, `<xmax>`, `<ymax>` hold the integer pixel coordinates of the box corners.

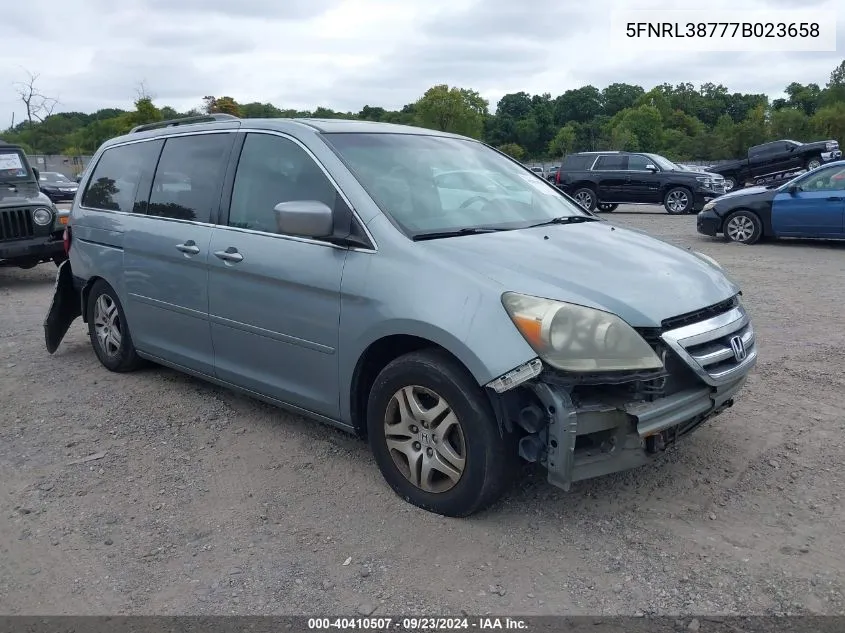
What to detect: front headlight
<box><xmin>32</xmin><ymin>207</ymin><xmax>53</xmax><ymax>226</ymax></box>
<box><xmin>696</xmin><ymin>176</ymin><xmax>713</xmax><ymax>187</ymax></box>
<box><xmin>501</xmin><ymin>292</ymin><xmax>663</xmax><ymax>372</ymax></box>
<box><xmin>701</xmin><ymin>200</ymin><xmax>716</xmax><ymax>212</ymax></box>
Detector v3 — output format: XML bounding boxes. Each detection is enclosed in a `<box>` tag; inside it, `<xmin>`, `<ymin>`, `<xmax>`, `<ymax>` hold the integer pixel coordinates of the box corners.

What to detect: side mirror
<box><xmin>787</xmin><ymin>184</ymin><xmax>801</xmax><ymax>195</ymax></box>
<box><xmin>646</xmin><ymin>164</ymin><xmax>658</xmax><ymax>172</ymax></box>
<box><xmin>32</xmin><ymin>167</ymin><xmax>39</xmax><ymax>180</ymax></box>
<box><xmin>274</xmin><ymin>200</ymin><xmax>333</xmax><ymax>238</ymax></box>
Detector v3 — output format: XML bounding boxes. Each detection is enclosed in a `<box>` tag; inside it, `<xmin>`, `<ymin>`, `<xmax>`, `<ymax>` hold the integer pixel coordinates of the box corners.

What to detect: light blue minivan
<box><xmin>44</xmin><ymin>114</ymin><xmax>757</xmax><ymax>516</ymax></box>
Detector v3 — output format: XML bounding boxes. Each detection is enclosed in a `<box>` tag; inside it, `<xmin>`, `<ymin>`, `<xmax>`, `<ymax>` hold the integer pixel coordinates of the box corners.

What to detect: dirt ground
<box><xmin>1</xmin><ymin>205</ymin><xmax>844</xmax><ymax>617</ymax></box>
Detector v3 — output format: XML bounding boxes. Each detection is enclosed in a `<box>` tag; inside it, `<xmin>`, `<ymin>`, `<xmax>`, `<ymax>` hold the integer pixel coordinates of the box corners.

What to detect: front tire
<box><xmin>724</xmin><ymin>210</ymin><xmax>763</xmax><ymax>245</ymax></box>
<box><xmin>806</xmin><ymin>156</ymin><xmax>822</xmax><ymax>171</ymax></box>
<box><xmin>572</xmin><ymin>188</ymin><xmax>597</xmax><ymax>211</ymax></box>
<box><xmin>664</xmin><ymin>187</ymin><xmax>692</xmax><ymax>214</ymax></box>
<box><xmin>366</xmin><ymin>349</ymin><xmax>517</xmax><ymax>517</ymax></box>
<box><xmin>723</xmin><ymin>176</ymin><xmax>738</xmax><ymax>192</ymax></box>
<box><xmin>86</xmin><ymin>279</ymin><xmax>144</xmax><ymax>372</ymax></box>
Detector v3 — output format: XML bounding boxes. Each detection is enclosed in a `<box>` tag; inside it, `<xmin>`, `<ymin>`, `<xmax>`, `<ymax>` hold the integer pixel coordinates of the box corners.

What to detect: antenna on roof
<box><xmin>130</xmin><ymin>113</ymin><xmax>239</xmax><ymax>134</ymax></box>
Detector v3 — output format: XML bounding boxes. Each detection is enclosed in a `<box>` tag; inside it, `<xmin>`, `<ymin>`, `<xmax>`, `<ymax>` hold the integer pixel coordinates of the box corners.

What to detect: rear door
<box><xmin>123</xmin><ymin>132</ymin><xmax>236</xmax><ymax>375</ymax></box>
<box><xmin>591</xmin><ymin>154</ymin><xmax>628</xmax><ymax>202</ymax></box>
<box><xmin>771</xmin><ymin>165</ymin><xmax>845</xmax><ymax>237</ymax></box>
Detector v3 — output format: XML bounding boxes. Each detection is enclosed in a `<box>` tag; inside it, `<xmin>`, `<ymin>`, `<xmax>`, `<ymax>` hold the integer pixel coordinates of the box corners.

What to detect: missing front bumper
<box><xmin>525</xmin><ymin>376</ymin><xmax>747</xmax><ymax>491</ymax></box>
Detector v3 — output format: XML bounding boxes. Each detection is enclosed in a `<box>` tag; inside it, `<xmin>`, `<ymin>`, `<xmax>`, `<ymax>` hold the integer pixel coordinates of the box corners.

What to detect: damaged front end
<box><xmin>486</xmin><ymin>297</ymin><xmax>757</xmax><ymax>491</ymax></box>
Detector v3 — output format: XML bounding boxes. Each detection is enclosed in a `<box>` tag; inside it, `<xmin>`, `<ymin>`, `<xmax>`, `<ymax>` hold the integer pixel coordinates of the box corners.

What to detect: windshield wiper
<box><xmin>526</xmin><ymin>215</ymin><xmax>600</xmax><ymax>228</ymax></box>
<box><xmin>412</xmin><ymin>227</ymin><xmax>512</xmax><ymax>241</ymax></box>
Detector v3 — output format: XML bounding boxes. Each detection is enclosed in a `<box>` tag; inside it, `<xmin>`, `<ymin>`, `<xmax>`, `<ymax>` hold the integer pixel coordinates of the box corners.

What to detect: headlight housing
<box><xmin>32</xmin><ymin>207</ymin><xmax>53</xmax><ymax>226</ymax></box>
<box><xmin>501</xmin><ymin>293</ymin><xmax>663</xmax><ymax>372</ymax></box>
<box><xmin>696</xmin><ymin>175</ymin><xmax>713</xmax><ymax>188</ymax></box>
<box><xmin>701</xmin><ymin>200</ymin><xmax>716</xmax><ymax>212</ymax></box>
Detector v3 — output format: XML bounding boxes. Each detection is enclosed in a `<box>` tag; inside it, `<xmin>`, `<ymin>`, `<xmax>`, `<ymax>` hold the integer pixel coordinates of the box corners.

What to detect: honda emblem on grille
<box><xmin>729</xmin><ymin>335</ymin><xmax>747</xmax><ymax>362</ymax></box>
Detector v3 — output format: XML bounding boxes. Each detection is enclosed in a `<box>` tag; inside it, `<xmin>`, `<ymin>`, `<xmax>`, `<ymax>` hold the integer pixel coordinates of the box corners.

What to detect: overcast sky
<box><xmin>2</xmin><ymin>0</ymin><xmax>842</xmax><ymax>126</ymax></box>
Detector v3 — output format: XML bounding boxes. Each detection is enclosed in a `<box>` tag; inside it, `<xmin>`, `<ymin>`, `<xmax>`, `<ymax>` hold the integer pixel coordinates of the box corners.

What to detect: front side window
<box><xmin>796</xmin><ymin>165</ymin><xmax>845</xmax><ymax>192</ymax></box>
<box><xmin>147</xmin><ymin>134</ymin><xmax>233</xmax><ymax>223</ymax></box>
<box><xmin>81</xmin><ymin>140</ymin><xmax>162</xmax><ymax>213</ymax></box>
<box><xmin>228</xmin><ymin>133</ymin><xmax>341</xmax><ymax>234</ymax></box>
<box><xmin>323</xmin><ymin>133</ymin><xmax>588</xmax><ymax>236</ymax></box>
<box><xmin>627</xmin><ymin>155</ymin><xmax>654</xmax><ymax>171</ymax></box>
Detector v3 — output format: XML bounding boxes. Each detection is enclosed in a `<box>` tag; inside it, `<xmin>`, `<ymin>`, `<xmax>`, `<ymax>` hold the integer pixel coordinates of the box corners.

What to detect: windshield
<box><xmin>41</xmin><ymin>171</ymin><xmax>72</xmax><ymax>182</ymax></box>
<box><xmin>643</xmin><ymin>153</ymin><xmax>681</xmax><ymax>171</ymax></box>
<box><xmin>0</xmin><ymin>150</ymin><xmax>32</xmax><ymax>182</ymax></box>
<box><xmin>324</xmin><ymin>133</ymin><xmax>587</xmax><ymax>236</ymax></box>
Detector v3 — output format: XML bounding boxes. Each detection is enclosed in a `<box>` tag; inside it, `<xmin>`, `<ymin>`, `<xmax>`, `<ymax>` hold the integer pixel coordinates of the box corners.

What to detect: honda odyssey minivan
<box><xmin>44</xmin><ymin>114</ymin><xmax>757</xmax><ymax>517</ymax></box>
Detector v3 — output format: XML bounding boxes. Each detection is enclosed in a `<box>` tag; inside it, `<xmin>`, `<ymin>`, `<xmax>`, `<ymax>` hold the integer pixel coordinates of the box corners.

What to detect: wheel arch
<box><xmin>348</xmin><ymin>333</ymin><xmax>482</xmax><ymax>438</ymax></box>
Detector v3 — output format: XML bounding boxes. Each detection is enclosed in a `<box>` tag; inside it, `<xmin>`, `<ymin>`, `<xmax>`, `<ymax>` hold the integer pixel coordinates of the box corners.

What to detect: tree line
<box><xmin>3</xmin><ymin>60</ymin><xmax>844</xmax><ymax>164</ymax></box>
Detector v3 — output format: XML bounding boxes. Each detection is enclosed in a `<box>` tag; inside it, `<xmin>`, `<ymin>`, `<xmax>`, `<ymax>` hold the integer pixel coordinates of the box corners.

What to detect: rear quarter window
<box><xmin>561</xmin><ymin>155</ymin><xmax>594</xmax><ymax>171</ymax></box>
<box><xmin>82</xmin><ymin>140</ymin><xmax>163</xmax><ymax>213</ymax></box>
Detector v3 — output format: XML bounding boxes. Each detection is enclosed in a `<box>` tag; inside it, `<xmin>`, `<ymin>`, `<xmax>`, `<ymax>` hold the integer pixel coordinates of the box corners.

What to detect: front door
<box><xmin>626</xmin><ymin>154</ymin><xmax>663</xmax><ymax>204</ymax></box>
<box><xmin>123</xmin><ymin>132</ymin><xmax>235</xmax><ymax>375</ymax></box>
<box><xmin>208</xmin><ymin>131</ymin><xmax>350</xmax><ymax>418</ymax></box>
<box><xmin>771</xmin><ymin>165</ymin><xmax>845</xmax><ymax>237</ymax></box>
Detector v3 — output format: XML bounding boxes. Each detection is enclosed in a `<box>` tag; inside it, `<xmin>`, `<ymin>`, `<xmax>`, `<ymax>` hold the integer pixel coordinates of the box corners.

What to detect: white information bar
<box><xmin>609</xmin><ymin>7</ymin><xmax>837</xmax><ymax>52</ymax></box>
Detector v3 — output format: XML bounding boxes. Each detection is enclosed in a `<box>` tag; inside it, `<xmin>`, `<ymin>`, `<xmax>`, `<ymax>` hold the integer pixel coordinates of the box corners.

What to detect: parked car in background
<box><xmin>545</xmin><ymin>165</ymin><xmax>560</xmax><ymax>182</ymax></box>
<box><xmin>0</xmin><ymin>142</ymin><xmax>69</xmax><ymax>268</ymax></box>
<box><xmin>554</xmin><ymin>151</ymin><xmax>726</xmax><ymax>214</ymax></box>
<box><xmin>697</xmin><ymin>160</ymin><xmax>845</xmax><ymax>244</ymax></box>
<box><xmin>710</xmin><ymin>139</ymin><xmax>842</xmax><ymax>192</ymax></box>
<box><xmin>528</xmin><ymin>165</ymin><xmax>545</xmax><ymax>178</ymax></box>
<box><xmin>44</xmin><ymin>114</ymin><xmax>756</xmax><ymax>517</ymax></box>
<box><xmin>39</xmin><ymin>171</ymin><xmax>80</xmax><ymax>202</ymax></box>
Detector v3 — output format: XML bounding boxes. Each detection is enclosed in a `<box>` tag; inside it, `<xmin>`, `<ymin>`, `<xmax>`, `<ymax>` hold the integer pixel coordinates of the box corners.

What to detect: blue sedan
<box><xmin>697</xmin><ymin>160</ymin><xmax>845</xmax><ymax>244</ymax></box>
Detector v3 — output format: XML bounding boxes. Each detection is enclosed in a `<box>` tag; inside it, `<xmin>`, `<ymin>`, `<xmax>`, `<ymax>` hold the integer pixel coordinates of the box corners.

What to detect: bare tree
<box><xmin>135</xmin><ymin>80</ymin><xmax>155</xmax><ymax>102</ymax></box>
<box><xmin>14</xmin><ymin>68</ymin><xmax>59</xmax><ymax>127</ymax></box>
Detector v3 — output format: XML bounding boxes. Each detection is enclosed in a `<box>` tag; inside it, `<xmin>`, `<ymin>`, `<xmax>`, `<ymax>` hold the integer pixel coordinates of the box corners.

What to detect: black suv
<box><xmin>553</xmin><ymin>151</ymin><xmax>726</xmax><ymax>214</ymax></box>
<box><xmin>0</xmin><ymin>142</ymin><xmax>69</xmax><ymax>269</ymax></box>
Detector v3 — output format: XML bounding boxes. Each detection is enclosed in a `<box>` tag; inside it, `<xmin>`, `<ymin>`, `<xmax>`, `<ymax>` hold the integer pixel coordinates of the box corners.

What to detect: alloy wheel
<box><xmin>667</xmin><ymin>190</ymin><xmax>689</xmax><ymax>213</ymax></box>
<box><xmin>574</xmin><ymin>191</ymin><xmax>593</xmax><ymax>209</ymax></box>
<box><xmin>93</xmin><ymin>294</ymin><xmax>123</xmax><ymax>357</ymax></box>
<box><xmin>726</xmin><ymin>215</ymin><xmax>755</xmax><ymax>242</ymax></box>
<box><xmin>383</xmin><ymin>385</ymin><xmax>466</xmax><ymax>493</ymax></box>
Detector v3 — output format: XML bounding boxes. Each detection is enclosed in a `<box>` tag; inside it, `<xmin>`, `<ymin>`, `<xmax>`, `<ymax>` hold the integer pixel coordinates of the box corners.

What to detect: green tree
<box><xmin>414</xmin><ymin>84</ymin><xmax>488</xmax><ymax>139</ymax></box>
<box><xmin>770</xmin><ymin>108</ymin><xmax>810</xmax><ymax>140</ymax></box>
<box><xmin>496</xmin><ymin>143</ymin><xmax>525</xmax><ymax>160</ymax></box>
<box><xmin>811</xmin><ymin>103</ymin><xmax>845</xmax><ymax>144</ymax></box>
<box><xmin>601</xmin><ymin>83</ymin><xmax>644</xmax><ymax>117</ymax></box>
<box><xmin>548</xmin><ymin>124</ymin><xmax>577</xmax><ymax>157</ymax></box>
<box><xmin>609</xmin><ymin>105</ymin><xmax>663</xmax><ymax>152</ymax></box>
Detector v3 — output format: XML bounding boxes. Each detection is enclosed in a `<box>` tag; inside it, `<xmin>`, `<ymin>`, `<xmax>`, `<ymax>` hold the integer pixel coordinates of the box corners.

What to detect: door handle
<box><xmin>175</xmin><ymin>241</ymin><xmax>200</xmax><ymax>255</ymax></box>
<box><xmin>214</xmin><ymin>247</ymin><xmax>244</xmax><ymax>263</ymax></box>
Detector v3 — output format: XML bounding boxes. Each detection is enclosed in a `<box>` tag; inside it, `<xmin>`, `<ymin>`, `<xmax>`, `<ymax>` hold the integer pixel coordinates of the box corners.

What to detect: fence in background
<box><xmin>26</xmin><ymin>154</ymin><xmax>93</xmax><ymax>178</ymax></box>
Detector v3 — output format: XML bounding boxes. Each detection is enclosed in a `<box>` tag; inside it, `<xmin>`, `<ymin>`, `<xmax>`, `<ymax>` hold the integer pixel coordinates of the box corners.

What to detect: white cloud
<box><xmin>1</xmin><ymin>0</ymin><xmax>842</xmax><ymax>126</ymax></box>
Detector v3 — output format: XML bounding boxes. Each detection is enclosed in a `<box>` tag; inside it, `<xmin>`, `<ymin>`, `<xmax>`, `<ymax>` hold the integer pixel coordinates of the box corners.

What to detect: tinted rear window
<box><xmin>82</xmin><ymin>140</ymin><xmax>163</xmax><ymax>213</ymax></box>
<box><xmin>561</xmin><ymin>155</ymin><xmax>594</xmax><ymax>171</ymax></box>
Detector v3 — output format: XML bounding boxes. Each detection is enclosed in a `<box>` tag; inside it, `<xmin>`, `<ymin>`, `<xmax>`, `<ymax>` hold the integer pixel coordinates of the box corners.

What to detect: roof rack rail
<box><xmin>130</xmin><ymin>113</ymin><xmax>239</xmax><ymax>134</ymax></box>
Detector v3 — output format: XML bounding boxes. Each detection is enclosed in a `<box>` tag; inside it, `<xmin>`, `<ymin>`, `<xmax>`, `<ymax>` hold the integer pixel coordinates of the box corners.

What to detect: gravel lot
<box><xmin>2</xmin><ymin>205</ymin><xmax>844</xmax><ymax>616</ymax></box>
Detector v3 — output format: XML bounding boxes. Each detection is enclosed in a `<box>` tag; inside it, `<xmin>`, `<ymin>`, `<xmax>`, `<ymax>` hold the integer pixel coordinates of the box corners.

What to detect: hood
<box><xmin>422</xmin><ymin>221</ymin><xmax>738</xmax><ymax>327</ymax></box>
<box><xmin>712</xmin><ymin>184</ymin><xmax>777</xmax><ymax>206</ymax></box>
<box><xmin>41</xmin><ymin>180</ymin><xmax>78</xmax><ymax>189</ymax></box>
<box><xmin>0</xmin><ymin>182</ymin><xmax>52</xmax><ymax>206</ymax></box>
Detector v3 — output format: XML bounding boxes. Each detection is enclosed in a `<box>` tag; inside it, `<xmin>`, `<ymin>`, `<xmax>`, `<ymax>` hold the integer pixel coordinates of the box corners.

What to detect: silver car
<box><xmin>44</xmin><ymin>114</ymin><xmax>757</xmax><ymax>517</ymax></box>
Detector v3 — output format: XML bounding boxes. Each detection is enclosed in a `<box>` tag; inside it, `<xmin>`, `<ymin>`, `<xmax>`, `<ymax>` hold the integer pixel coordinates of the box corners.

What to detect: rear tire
<box><xmin>572</xmin><ymin>188</ymin><xmax>597</xmax><ymax>211</ymax></box>
<box><xmin>86</xmin><ymin>279</ymin><xmax>144</xmax><ymax>372</ymax></box>
<box><xmin>597</xmin><ymin>203</ymin><xmax>618</xmax><ymax>212</ymax></box>
<box><xmin>366</xmin><ymin>349</ymin><xmax>518</xmax><ymax>517</ymax></box>
<box><xmin>724</xmin><ymin>210</ymin><xmax>762</xmax><ymax>245</ymax></box>
<box><xmin>806</xmin><ymin>156</ymin><xmax>822</xmax><ymax>171</ymax></box>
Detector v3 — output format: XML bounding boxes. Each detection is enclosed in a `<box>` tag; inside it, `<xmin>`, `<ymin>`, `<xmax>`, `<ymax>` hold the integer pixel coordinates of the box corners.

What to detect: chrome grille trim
<box><xmin>661</xmin><ymin>305</ymin><xmax>757</xmax><ymax>387</ymax></box>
